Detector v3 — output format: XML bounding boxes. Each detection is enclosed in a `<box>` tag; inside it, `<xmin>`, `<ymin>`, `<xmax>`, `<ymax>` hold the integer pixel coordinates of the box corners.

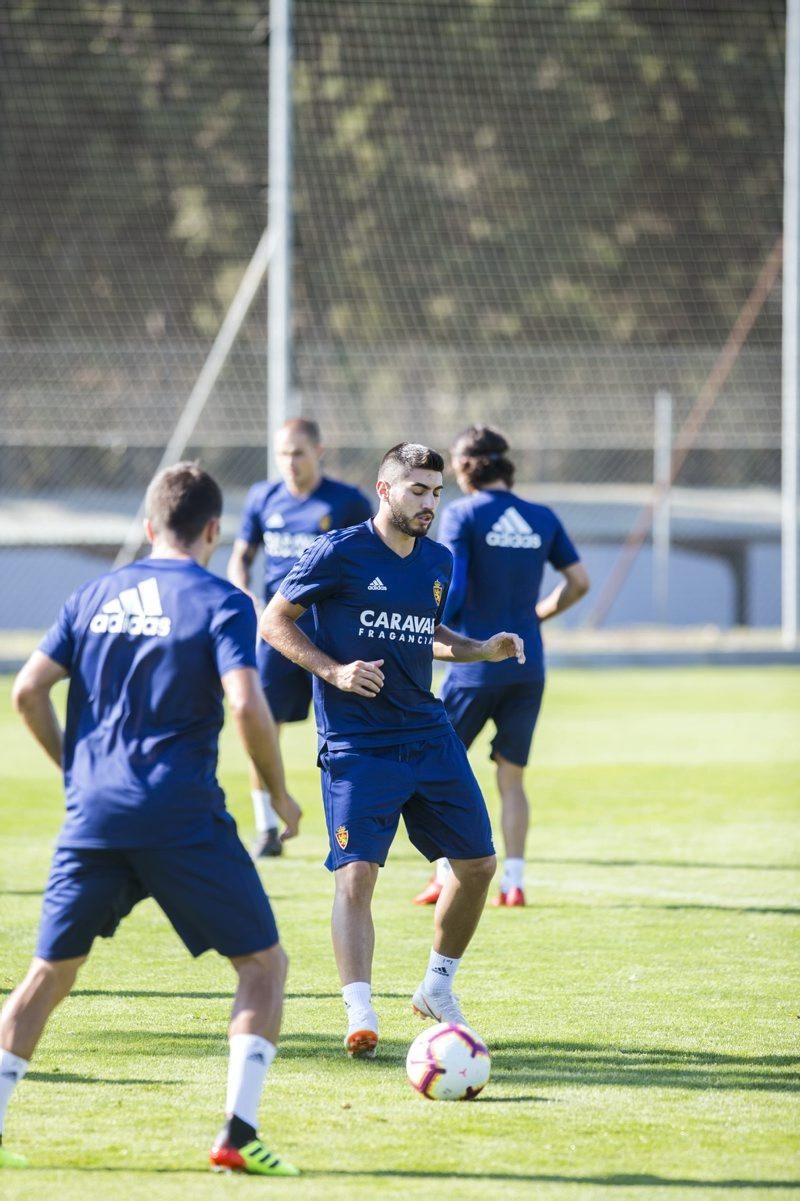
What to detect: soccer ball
<box><xmin>406</xmin><ymin>1022</ymin><xmax>490</xmax><ymax>1101</ymax></box>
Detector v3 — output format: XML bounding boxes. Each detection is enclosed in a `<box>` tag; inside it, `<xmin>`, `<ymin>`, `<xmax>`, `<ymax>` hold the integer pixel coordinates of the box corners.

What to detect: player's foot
<box><xmin>252</xmin><ymin>827</ymin><xmax>282</xmax><ymax>859</ymax></box>
<box><xmin>210</xmin><ymin>1138</ymin><xmax>300</xmax><ymax>1176</ymax></box>
<box><xmin>413</xmin><ymin>877</ymin><xmax>443</xmax><ymax>905</ymax></box>
<box><xmin>490</xmin><ymin>889</ymin><xmax>507</xmax><ymax>907</ymax></box>
<box><xmin>492</xmin><ymin>886</ymin><xmax>525</xmax><ymax>907</ymax></box>
<box><xmin>344</xmin><ymin>1008</ymin><xmax>379</xmax><ymax>1058</ymax></box>
<box><xmin>0</xmin><ymin>1145</ymin><xmax>29</xmax><ymax>1169</ymax></box>
<box><xmin>411</xmin><ymin>986</ymin><xmax>469</xmax><ymax>1027</ymax></box>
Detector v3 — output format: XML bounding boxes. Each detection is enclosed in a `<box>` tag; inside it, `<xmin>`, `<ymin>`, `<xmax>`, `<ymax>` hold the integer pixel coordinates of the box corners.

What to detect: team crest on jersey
<box><xmin>319</xmin><ymin>514</ymin><xmax>331</xmax><ymax>532</ymax></box>
<box><xmin>433</xmin><ymin>579</ymin><xmax>444</xmax><ymax>606</ymax></box>
<box><xmin>335</xmin><ymin>825</ymin><xmax>349</xmax><ymax>850</ymax></box>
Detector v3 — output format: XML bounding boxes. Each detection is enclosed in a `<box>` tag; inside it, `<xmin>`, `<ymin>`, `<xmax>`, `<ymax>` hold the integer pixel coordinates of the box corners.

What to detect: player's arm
<box><xmin>221</xmin><ymin>666</ymin><xmax>301</xmax><ymax>840</ymax></box>
<box><xmin>433</xmin><ymin>625</ymin><xmax>525</xmax><ymax>665</ymax></box>
<box><xmin>536</xmin><ymin>561</ymin><xmax>590</xmax><ymax>623</ymax></box>
<box><xmin>260</xmin><ymin>594</ymin><xmax>384</xmax><ymax>698</ymax></box>
<box><xmin>226</xmin><ymin>538</ymin><xmax>261</xmax><ymax>609</ymax></box>
<box><xmin>12</xmin><ymin>650</ymin><xmax>68</xmax><ymax>768</ymax></box>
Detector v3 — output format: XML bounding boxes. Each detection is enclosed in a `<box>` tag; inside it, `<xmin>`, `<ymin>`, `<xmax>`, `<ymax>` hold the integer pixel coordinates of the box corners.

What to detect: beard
<box><xmin>387</xmin><ymin>495</ymin><xmax>432</xmax><ymax>539</ymax></box>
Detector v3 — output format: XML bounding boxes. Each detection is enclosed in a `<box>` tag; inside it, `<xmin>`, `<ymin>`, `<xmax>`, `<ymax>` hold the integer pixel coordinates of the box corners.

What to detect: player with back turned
<box><xmin>414</xmin><ymin>425</ymin><xmax>589</xmax><ymax>909</ymax></box>
<box><xmin>0</xmin><ymin>463</ymin><xmax>301</xmax><ymax>1176</ymax></box>
<box><xmin>228</xmin><ymin>417</ymin><xmax>372</xmax><ymax>857</ymax></box>
<box><xmin>261</xmin><ymin>442</ymin><xmax>524</xmax><ymax>1058</ymax></box>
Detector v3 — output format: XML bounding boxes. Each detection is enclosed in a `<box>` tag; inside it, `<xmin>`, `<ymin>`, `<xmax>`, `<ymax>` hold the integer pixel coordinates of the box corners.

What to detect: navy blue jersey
<box><xmin>439</xmin><ymin>490</ymin><xmax>579</xmax><ymax>685</ymax></box>
<box><xmin>38</xmin><ymin>559</ymin><xmax>256</xmax><ymax>849</ymax></box>
<box><xmin>279</xmin><ymin>520</ymin><xmax>453</xmax><ymax>750</ymax></box>
<box><xmin>238</xmin><ymin>477</ymin><xmax>373</xmax><ymax>601</ymax></box>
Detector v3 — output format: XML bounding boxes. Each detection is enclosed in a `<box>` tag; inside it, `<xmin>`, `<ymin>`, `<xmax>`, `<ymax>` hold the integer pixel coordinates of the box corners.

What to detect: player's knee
<box><xmin>334</xmin><ymin>860</ymin><xmax>376</xmax><ymax>905</ymax></box>
<box><xmin>29</xmin><ymin>955</ymin><xmax>85</xmax><ymax>1003</ymax></box>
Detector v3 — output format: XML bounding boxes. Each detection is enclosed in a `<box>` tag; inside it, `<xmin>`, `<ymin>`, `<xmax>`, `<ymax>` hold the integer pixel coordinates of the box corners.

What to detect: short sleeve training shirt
<box><xmin>237</xmin><ymin>476</ymin><xmax>373</xmax><ymax>600</ymax></box>
<box><xmin>39</xmin><ymin>559</ymin><xmax>256</xmax><ymax>849</ymax></box>
<box><xmin>438</xmin><ymin>490</ymin><xmax>579</xmax><ymax>685</ymax></box>
<box><xmin>279</xmin><ymin>520</ymin><xmax>453</xmax><ymax>750</ymax></box>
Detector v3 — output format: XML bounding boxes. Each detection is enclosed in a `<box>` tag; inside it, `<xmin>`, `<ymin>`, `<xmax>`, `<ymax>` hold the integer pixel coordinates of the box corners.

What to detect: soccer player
<box><xmin>414</xmin><ymin>425</ymin><xmax>589</xmax><ymax>909</ymax></box>
<box><xmin>260</xmin><ymin>442</ymin><xmax>524</xmax><ymax>1058</ymax></box>
<box><xmin>0</xmin><ymin>463</ymin><xmax>301</xmax><ymax>1176</ymax></box>
<box><xmin>228</xmin><ymin>417</ymin><xmax>373</xmax><ymax>857</ymax></box>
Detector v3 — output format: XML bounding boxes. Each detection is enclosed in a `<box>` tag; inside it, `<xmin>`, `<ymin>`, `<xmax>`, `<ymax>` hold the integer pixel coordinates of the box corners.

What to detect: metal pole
<box><xmin>653</xmin><ymin>389</ymin><xmax>672</xmax><ymax>623</ymax></box>
<box><xmin>268</xmin><ymin>0</ymin><xmax>294</xmax><ymax>478</ymax></box>
<box><xmin>783</xmin><ymin>0</ymin><xmax>800</xmax><ymax>648</ymax></box>
<box><xmin>113</xmin><ymin>226</ymin><xmax>277</xmax><ymax>568</ymax></box>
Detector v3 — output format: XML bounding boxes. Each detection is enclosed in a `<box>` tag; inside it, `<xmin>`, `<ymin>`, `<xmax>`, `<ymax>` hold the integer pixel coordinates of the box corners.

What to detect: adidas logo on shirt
<box><xmin>265</xmin><ymin>513</ymin><xmax>286</xmax><ymax>529</ymax></box>
<box><xmin>89</xmin><ymin>577</ymin><xmax>172</xmax><ymax>637</ymax></box>
<box><xmin>367</xmin><ymin>577</ymin><xmax>388</xmax><ymax>591</ymax></box>
<box><xmin>486</xmin><ymin>507</ymin><xmax>542</xmax><ymax>550</ymax></box>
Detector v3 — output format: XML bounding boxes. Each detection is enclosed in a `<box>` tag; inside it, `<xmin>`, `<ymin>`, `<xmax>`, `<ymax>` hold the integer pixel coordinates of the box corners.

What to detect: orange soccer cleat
<box><xmin>491</xmin><ymin>887</ymin><xmax>526</xmax><ymax>908</ymax></box>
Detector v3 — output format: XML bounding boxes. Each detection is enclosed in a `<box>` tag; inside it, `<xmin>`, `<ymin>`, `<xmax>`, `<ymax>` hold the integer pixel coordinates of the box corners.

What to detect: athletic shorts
<box><xmin>440</xmin><ymin>678</ymin><xmax>545</xmax><ymax>768</ymax></box>
<box><xmin>257</xmin><ymin>634</ymin><xmax>312</xmax><ymax>724</ymax></box>
<box><xmin>318</xmin><ymin>728</ymin><xmax>495</xmax><ymax>871</ymax></box>
<box><xmin>36</xmin><ymin>820</ymin><xmax>279</xmax><ymax>961</ymax></box>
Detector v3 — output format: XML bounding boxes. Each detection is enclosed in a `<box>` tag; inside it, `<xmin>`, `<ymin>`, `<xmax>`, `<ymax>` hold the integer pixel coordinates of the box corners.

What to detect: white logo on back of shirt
<box><xmin>265</xmin><ymin>513</ymin><xmax>285</xmax><ymax>529</ymax></box>
<box><xmin>367</xmin><ymin>576</ymin><xmax>387</xmax><ymax>591</ymax></box>
<box><xmin>89</xmin><ymin>578</ymin><xmax>172</xmax><ymax>637</ymax></box>
<box><xmin>486</xmin><ymin>507</ymin><xmax>542</xmax><ymax>549</ymax></box>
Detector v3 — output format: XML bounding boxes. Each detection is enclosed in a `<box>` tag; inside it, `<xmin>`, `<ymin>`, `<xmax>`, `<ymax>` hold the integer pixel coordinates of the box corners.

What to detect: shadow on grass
<box><xmin>25</xmin><ymin>1166</ymin><xmax>800</xmax><ymax>1188</ymax></box>
<box><xmin>525</xmin><ymin>902</ymin><xmax>800</xmax><ymax>917</ymax></box>
<box><xmin>529</xmin><ymin>857</ymin><xmax>798</xmax><ymax>873</ymax></box>
<box><xmin>75</xmin><ymin>1030</ymin><xmax>800</xmax><ymax>1093</ymax></box>
<box><xmin>488</xmin><ymin>1040</ymin><xmax>800</xmax><ymax>1094</ymax></box>
<box><xmin>69</xmin><ymin>989</ymin><xmax>376</xmax><ymax>1001</ymax></box>
<box><xmin>27</xmin><ymin>1071</ymin><xmax>176</xmax><ymax>1085</ymax></box>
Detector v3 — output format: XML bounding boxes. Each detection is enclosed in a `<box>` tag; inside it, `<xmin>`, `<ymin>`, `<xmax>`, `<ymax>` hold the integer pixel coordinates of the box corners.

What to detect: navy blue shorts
<box><xmin>36</xmin><ymin>820</ymin><xmax>279</xmax><ymax>961</ymax></box>
<box><xmin>318</xmin><ymin>729</ymin><xmax>495</xmax><ymax>871</ymax></box>
<box><xmin>257</xmin><ymin>637</ymin><xmax>312</xmax><ymax>724</ymax></box>
<box><xmin>440</xmin><ymin>678</ymin><xmax>545</xmax><ymax>767</ymax></box>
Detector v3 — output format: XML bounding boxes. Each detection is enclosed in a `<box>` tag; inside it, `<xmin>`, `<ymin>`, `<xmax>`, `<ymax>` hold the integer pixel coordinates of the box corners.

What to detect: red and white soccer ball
<box><xmin>406</xmin><ymin>1022</ymin><xmax>491</xmax><ymax>1101</ymax></box>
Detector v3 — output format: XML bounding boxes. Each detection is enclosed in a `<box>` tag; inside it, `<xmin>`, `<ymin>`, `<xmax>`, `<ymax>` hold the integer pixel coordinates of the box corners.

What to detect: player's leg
<box><xmin>411</xmin><ymin>854</ymin><xmax>495</xmax><ymax>1026</ymax></box>
<box><xmin>332</xmin><ymin>861</ymin><xmax>381</xmax><ymax>1057</ymax></box>
<box><xmin>319</xmin><ymin>746</ymin><xmax>407</xmax><ymax>1057</ymax></box>
<box><xmin>403</xmin><ymin>732</ymin><xmax>496</xmax><ymax>1027</ymax></box>
<box><xmin>0</xmin><ymin>847</ymin><xmax>143</xmax><ymax>1168</ymax></box>
<box><xmin>250</xmin><ymin>642</ymin><xmax>311</xmax><ymax>859</ymax></box>
<box><xmin>413</xmin><ymin>682</ymin><xmax>491</xmax><ymax>905</ymax></box>
<box><xmin>133</xmin><ymin>834</ymin><xmax>298</xmax><ymax>1175</ymax></box>
<box><xmin>489</xmin><ymin>681</ymin><xmax>543</xmax><ymax>907</ymax></box>
<box><xmin>0</xmin><ymin>955</ymin><xmax>86</xmax><ymax>1168</ymax></box>
<box><xmin>211</xmin><ymin>945</ymin><xmax>298</xmax><ymax>1176</ymax></box>
<box><xmin>493</xmin><ymin>754</ymin><xmax>528</xmax><ymax>906</ymax></box>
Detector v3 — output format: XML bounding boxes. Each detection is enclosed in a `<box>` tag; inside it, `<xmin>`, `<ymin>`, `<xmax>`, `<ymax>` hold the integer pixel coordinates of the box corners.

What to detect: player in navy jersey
<box><xmin>0</xmin><ymin>464</ymin><xmax>301</xmax><ymax>1177</ymax></box>
<box><xmin>228</xmin><ymin>417</ymin><xmax>373</xmax><ymax>857</ymax></box>
<box><xmin>260</xmin><ymin>442</ymin><xmax>524</xmax><ymax>1059</ymax></box>
<box><xmin>414</xmin><ymin>425</ymin><xmax>589</xmax><ymax>909</ymax></box>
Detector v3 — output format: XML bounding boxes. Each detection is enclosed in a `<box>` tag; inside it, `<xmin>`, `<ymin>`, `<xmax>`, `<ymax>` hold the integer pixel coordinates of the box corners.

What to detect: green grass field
<box><xmin>1</xmin><ymin>667</ymin><xmax>798</xmax><ymax>1201</ymax></box>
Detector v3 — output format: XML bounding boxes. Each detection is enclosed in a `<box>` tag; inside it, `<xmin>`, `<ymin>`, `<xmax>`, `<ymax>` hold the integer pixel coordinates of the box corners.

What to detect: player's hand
<box><xmin>273</xmin><ymin>793</ymin><xmax>302</xmax><ymax>841</ymax></box>
<box><xmin>331</xmin><ymin>659</ymin><xmax>385</xmax><ymax>697</ymax></box>
<box><xmin>481</xmin><ymin>632</ymin><xmax>525</xmax><ymax>664</ymax></box>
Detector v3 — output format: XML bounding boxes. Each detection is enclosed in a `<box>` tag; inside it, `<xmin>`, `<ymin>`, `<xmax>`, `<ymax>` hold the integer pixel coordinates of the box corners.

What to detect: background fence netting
<box><xmin>0</xmin><ymin>1</ymin><xmax>787</xmax><ymax>628</ymax></box>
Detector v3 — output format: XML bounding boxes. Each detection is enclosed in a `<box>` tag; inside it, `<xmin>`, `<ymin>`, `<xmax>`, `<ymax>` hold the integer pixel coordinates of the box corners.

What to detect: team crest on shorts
<box><xmin>335</xmin><ymin>824</ymin><xmax>349</xmax><ymax>849</ymax></box>
<box><xmin>433</xmin><ymin>579</ymin><xmax>444</xmax><ymax>606</ymax></box>
<box><xmin>319</xmin><ymin>514</ymin><xmax>331</xmax><ymax>532</ymax></box>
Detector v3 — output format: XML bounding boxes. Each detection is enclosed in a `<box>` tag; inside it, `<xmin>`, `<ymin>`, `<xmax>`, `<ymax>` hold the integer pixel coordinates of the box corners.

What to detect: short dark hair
<box><xmin>280</xmin><ymin>417</ymin><xmax>321</xmax><ymax>444</ymax></box>
<box><xmin>145</xmin><ymin>461</ymin><xmax>223</xmax><ymax>545</ymax></box>
<box><xmin>450</xmin><ymin>424</ymin><xmax>515</xmax><ymax>488</ymax></box>
<box><xmin>378</xmin><ymin>442</ymin><xmax>444</xmax><ymax>483</ymax></box>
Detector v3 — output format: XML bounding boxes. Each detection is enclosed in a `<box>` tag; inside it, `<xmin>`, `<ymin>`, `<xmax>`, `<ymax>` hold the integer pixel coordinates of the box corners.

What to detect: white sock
<box><xmin>225</xmin><ymin>1034</ymin><xmax>276</xmax><ymax>1129</ymax></box>
<box><xmin>434</xmin><ymin>858</ymin><xmax>451</xmax><ymax>885</ymax></box>
<box><xmin>0</xmin><ymin>1050</ymin><xmax>29</xmax><ymax>1136</ymax></box>
<box><xmin>501</xmin><ymin>857</ymin><xmax>525</xmax><ymax>892</ymax></box>
<box><xmin>252</xmin><ymin>790</ymin><xmax>278</xmax><ymax>833</ymax></box>
<box><xmin>422</xmin><ymin>949</ymin><xmax>461</xmax><ymax>994</ymax></box>
<box><xmin>342</xmin><ymin>981</ymin><xmax>372</xmax><ymax>1016</ymax></box>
